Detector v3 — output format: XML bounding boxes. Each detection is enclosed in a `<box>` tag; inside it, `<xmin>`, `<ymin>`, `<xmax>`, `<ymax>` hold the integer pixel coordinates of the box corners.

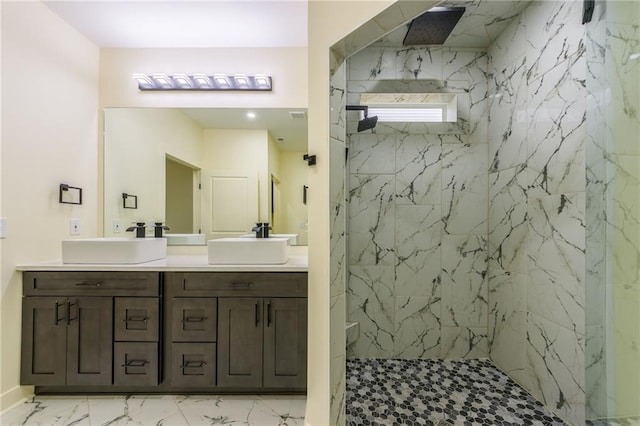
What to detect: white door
<box><xmin>201</xmin><ymin>170</ymin><xmax>258</xmax><ymax>240</ymax></box>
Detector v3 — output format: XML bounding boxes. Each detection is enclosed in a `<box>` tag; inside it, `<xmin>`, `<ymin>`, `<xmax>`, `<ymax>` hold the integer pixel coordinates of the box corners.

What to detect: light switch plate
<box><xmin>0</xmin><ymin>217</ymin><xmax>6</xmax><ymax>238</ymax></box>
<box><xmin>70</xmin><ymin>218</ymin><xmax>81</xmax><ymax>235</ymax></box>
<box><xmin>112</xmin><ymin>219</ymin><xmax>121</xmax><ymax>233</ymax></box>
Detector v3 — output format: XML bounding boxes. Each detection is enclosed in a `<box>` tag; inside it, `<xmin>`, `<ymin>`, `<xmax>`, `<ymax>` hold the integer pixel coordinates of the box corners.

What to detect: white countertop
<box><xmin>16</xmin><ymin>255</ymin><xmax>308</xmax><ymax>272</ymax></box>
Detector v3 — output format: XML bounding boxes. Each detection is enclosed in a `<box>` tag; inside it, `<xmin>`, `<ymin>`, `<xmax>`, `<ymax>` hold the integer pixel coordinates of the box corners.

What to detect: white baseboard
<box><xmin>0</xmin><ymin>385</ymin><xmax>34</xmax><ymax>415</ymax></box>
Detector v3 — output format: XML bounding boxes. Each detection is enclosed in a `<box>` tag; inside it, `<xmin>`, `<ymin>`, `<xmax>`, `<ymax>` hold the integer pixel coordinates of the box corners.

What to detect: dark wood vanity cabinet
<box><xmin>21</xmin><ymin>272</ymin><xmax>160</xmax><ymax>387</ymax></box>
<box><xmin>21</xmin><ymin>270</ymin><xmax>307</xmax><ymax>393</ymax></box>
<box><xmin>166</xmin><ymin>272</ymin><xmax>307</xmax><ymax>391</ymax></box>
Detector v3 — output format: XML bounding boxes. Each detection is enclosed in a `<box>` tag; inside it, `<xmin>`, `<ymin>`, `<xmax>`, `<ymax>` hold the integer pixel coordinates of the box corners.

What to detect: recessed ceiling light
<box><xmin>247</xmin><ymin>112</ymin><xmax>256</xmax><ymax>119</ymax></box>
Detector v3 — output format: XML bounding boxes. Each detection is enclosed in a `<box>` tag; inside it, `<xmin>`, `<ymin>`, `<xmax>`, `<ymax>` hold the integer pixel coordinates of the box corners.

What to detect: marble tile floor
<box><xmin>346</xmin><ymin>358</ymin><xmax>568</xmax><ymax>426</ymax></box>
<box><xmin>0</xmin><ymin>394</ymin><xmax>306</xmax><ymax>426</ymax></box>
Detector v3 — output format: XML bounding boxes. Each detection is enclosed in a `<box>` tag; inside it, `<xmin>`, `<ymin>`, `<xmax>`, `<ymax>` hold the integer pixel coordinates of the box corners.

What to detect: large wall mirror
<box><xmin>104</xmin><ymin>108</ymin><xmax>308</xmax><ymax>246</ymax></box>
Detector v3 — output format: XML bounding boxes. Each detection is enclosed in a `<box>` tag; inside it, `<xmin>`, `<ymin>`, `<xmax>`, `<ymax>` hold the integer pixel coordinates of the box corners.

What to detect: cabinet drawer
<box><xmin>114</xmin><ymin>298</ymin><xmax>159</xmax><ymax>342</ymax></box>
<box><xmin>171</xmin><ymin>343</ymin><xmax>216</xmax><ymax>387</ymax></box>
<box><xmin>23</xmin><ymin>272</ymin><xmax>160</xmax><ymax>296</ymax></box>
<box><xmin>166</xmin><ymin>272</ymin><xmax>307</xmax><ymax>297</ymax></box>
<box><xmin>114</xmin><ymin>342</ymin><xmax>158</xmax><ymax>386</ymax></box>
<box><xmin>171</xmin><ymin>298</ymin><xmax>217</xmax><ymax>342</ymax></box>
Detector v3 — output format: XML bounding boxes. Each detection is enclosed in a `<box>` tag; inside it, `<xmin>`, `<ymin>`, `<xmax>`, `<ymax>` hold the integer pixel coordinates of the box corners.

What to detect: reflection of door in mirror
<box><xmin>202</xmin><ymin>170</ymin><xmax>258</xmax><ymax>240</ymax></box>
<box><xmin>165</xmin><ymin>156</ymin><xmax>200</xmax><ymax>233</ymax></box>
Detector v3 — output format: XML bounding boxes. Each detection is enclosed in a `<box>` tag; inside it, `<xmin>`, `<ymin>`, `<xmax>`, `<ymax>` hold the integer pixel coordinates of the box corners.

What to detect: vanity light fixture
<box><xmin>132</xmin><ymin>73</ymin><xmax>272</xmax><ymax>91</ymax></box>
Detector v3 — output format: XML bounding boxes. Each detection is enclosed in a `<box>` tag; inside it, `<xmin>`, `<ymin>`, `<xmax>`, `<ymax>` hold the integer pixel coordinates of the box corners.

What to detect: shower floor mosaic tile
<box><xmin>346</xmin><ymin>358</ymin><xmax>567</xmax><ymax>426</ymax></box>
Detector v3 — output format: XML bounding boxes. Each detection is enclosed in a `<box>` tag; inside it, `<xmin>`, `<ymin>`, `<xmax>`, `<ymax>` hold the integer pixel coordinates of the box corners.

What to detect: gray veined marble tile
<box><xmin>330</xmin><ymin>63</ymin><xmax>346</xmax><ymax>142</ymax></box>
<box><xmin>442</xmin><ymin>235</ymin><xmax>488</xmax><ymax>328</ymax></box>
<box><xmin>488</xmin><ymin>56</ymin><xmax>528</xmax><ymax>173</ymax></box>
<box><xmin>396</xmin><ymin>47</ymin><xmax>444</xmax><ymax>80</ymax></box>
<box><xmin>527</xmin><ymin>52</ymin><xmax>586</xmax><ymax>198</ymax></box>
<box><xmin>488</xmin><ymin>165</ymin><xmax>529</xmax><ymax>275</ymax></box>
<box><xmin>347</xmin><ymin>266</ymin><xmax>395</xmax><ymax>358</ymax></box>
<box><xmin>585</xmin><ymin>325</ymin><xmax>608</xmax><ymax>420</ymax></box>
<box><xmin>488</xmin><ymin>269</ymin><xmax>527</xmax><ymax>386</ymax></box>
<box><xmin>607</xmin><ymin>23</ymin><xmax>640</xmax><ymax>155</ymax></box>
<box><xmin>330</xmin><ymin>293</ymin><xmax>346</xmax><ymax>360</ymax></box>
<box><xmin>488</xmin><ymin>7</ymin><xmax>527</xmax><ymax>74</ymax></box>
<box><xmin>395</xmin><ymin>204</ymin><xmax>442</xmax><ymax>297</ymax></box>
<box><xmin>395</xmin><ymin>134</ymin><xmax>442</xmax><ymax>205</ymax></box>
<box><xmin>348</xmin><ymin>133</ymin><xmax>396</xmax><ymax>174</ymax></box>
<box><xmin>527</xmin><ymin>312</ymin><xmax>586</xmax><ymax>426</ymax></box>
<box><xmin>330</xmin><ymin>138</ymin><xmax>346</xmax><ymax>205</ymax></box>
<box><xmin>0</xmin><ymin>396</ymin><xmax>89</xmax><ymax>426</ymax></box>
<box><xmin>528</xmin><ymin>192</ymin><xmax>586</xmax><ymax>335</ymax></box>
<box><xmin>443</xmin><ymin>50</ymin><xmax>488</xmax><ymax>83</ymax></box>
<box><xmin>348</xmin><ymin>174</ymin><xmax>395</xmax><ymax>266</ymax></box>
<box><xmin>330</xmin><ymin>354</ymin><xmax>346</xmax><ymax>426</ymax></box>
<box><xmin>441</xmin><ymin>143</ymin><xmax>488</xmax><ymax>235</ymax></box>
<box><xmin>348</xmin><ymin>47</ymin><xmax>397</xmax><ymax>81</ymax></box>
<box><xmin>393</xmin><ymin>295</ymin><xmax>441</xmax><ymax>359</ymax></box>
<box><xmin>440</xmin><ymin>326</ymin><xmax>488</xmax><ymax>359</ymax></box>
<box><xmin>330</xmin><ymin>202</ymin><xmax>346</xmax><ymax>299</ymax></box>
<box><xmin>525</xmin><ymin>0</ymin><xmax>586</xmax><ymax>83</ymax></box>
<box><xmin>174</xmin><ymin>395</ymin><xmax>290</xmax><ymax>426</ymax></box>
<box><xmin>88</xmin><ymin>394</ymin><xmax>186</xmax><ymax>425</ymax></box>
<box><xmin>608</xmin><ymin>155</ymin><xmax>640</xmax><ymax>285</ymax></box>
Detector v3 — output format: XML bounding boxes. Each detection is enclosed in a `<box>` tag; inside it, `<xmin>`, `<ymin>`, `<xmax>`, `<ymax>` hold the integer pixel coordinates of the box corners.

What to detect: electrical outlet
<box><xmin>70</xmin><ymin>218</ymin><xmax>81</xmax><ymax>235</ymax></box>
<box><xmin>0</xmin><ymin>217</ymin><xmax>6</xmax><ymax>239</ymax></box>
<box><xmin>112</xmin><ymin>219</ymin><xmax>121</xmax><ymax>233</ymax></box>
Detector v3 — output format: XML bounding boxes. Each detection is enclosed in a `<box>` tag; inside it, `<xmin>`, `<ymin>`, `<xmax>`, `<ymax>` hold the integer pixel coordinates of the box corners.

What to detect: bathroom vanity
<box><xmin>18</xmin><ymin>256</ymin><xmax>308</xmax><ymax>394</ymax></box>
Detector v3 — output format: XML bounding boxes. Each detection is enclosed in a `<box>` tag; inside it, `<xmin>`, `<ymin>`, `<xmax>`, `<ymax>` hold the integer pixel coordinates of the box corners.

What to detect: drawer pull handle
<box><xmin>75</xmin><ymin>281</ymin><xmax>103</xmax><ymax>287</ymax></box>
<box><xmin>267</xmin><ymin>301</ymin><xmax>272</xmax><ymax>327</ymax></box>
<box><xmin>54</xmin><ymin>301</ymin><xmax>66</xmax><ymax>325</ymax></box>
<box><xmin>229</xmin><ymin>282</ymin><xmax>253</xmax><ymax>289</ymax></box>
<box><xmin>122</xmin><ymin>360</ymin><xmax>148</xmax><ymax>367</ymax></box>
<box><xmin>255</xmin><ymin>303</ymin><xmax>260</xmax><ymax>327</ymax></box>
<box><xmin>123</xmin><ymin>316</ymin><xmax>148</xmax><ymax>322</ymax></box>
<box><xmin>181</xmin><ymin>361</ymin><xmax>206</xmax><ymax>368</ymax></box>
<box><xmin>181</xmin><ymin>316</ymin><xmax>206</xmax><ymax>323</ymax></box>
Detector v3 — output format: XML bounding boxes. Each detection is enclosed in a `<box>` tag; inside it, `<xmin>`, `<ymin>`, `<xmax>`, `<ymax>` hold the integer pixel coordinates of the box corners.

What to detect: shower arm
<box><xmin>346</xmin><ymin>105</ymin><xmax>370</xmax><ymax>118</ymax></box>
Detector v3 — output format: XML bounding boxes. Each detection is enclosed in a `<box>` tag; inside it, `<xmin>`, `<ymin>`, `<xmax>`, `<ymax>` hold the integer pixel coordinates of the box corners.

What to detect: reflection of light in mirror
<box><xmin>247</xmin><ymin>112</ymin><xmax>256</xmax><ymax>119</ymax></box>
<box><xmin>629</xmin><ymin>53</ymin><xmax>640</xmax><ymax>61</ymax></box>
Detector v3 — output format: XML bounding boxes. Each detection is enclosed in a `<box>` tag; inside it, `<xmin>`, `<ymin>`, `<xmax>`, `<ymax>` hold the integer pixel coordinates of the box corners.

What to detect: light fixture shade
<box><xmin>132</xmin><ymin>73</ymin><xmax>272</xmax><ymax>91</ymax></box>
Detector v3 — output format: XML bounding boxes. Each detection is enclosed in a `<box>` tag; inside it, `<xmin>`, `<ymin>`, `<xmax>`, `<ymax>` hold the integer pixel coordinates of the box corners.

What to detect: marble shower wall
<box><xmin>487</xmin><ymin>1</ymin><xmax>587</xmax><ymax>425</ymax></box>
<box><xmin>329</xmin><ymin>61</ymin><xmax>347</xmax><ymax>426</ymax></box>
<box><xmin>345</xmin><ymin>46</ymin><xmax>489</xmax><ymax>360</ymax></box>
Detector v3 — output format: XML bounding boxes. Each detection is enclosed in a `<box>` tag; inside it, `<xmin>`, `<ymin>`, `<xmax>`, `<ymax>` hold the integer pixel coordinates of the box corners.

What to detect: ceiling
<box><xmin>43</xmin><ymin>1</ymin><xmax>309</xmax><ymax>152</ymax></box>
<box><xmin>43</xmin><ymin>1</ymin><xmax>308</xmax><ymax>48</ymax></box>
<box><xmin>181</xmin><ymin>108</ymin><xmax>308</xmax><ymax>152</ymax></box>
<box><xmin>371</xmin><ymin>0</ymin><xmax>530</xmax><ymax>49</ymax></box>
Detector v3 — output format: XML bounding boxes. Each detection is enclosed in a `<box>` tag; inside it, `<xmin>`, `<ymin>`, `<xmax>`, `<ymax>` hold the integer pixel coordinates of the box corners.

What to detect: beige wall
<box><xmin>306</xmin><ymin>2</ymin><xmax>394</xmax><ymax>424</ymax></box>
<box><xmin>279</xmin><ymin>151</ymin><xmax>308</xmax><ymax>245</ymax></box>
<box><xmin>0</xmin><ymin>1</ymin><xmax>100</xmax><ymax>410</ymax></box>
<box><xmin>166</xmin><ymin>159</ymin><xmax>195</xmax><ymax>234</ymax></box>
<box><xmin>103</xmin><ymin>108</ymin><xmax>203</xmax><ymax>237</ymax></box>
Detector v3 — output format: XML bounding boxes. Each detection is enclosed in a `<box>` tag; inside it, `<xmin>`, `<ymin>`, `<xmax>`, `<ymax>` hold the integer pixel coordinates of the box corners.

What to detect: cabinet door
<box><xmin>66</xmin><ymin>297</ymin><xmax>113</xmax><ymax>386</ymax></box>
<box><xmin>263</xmin><ymin>298</ymin><xmax>307</xmax><ymax>389</ymax></box>
<box><xmin>21</xmin><ymin>297</ymin><xmax>67</xmax><ymax>385</ymax></box>
<box><xmin>217</xmin><ymin>298</ymin><xmax>263</xmax><ymax>388</ymax></box>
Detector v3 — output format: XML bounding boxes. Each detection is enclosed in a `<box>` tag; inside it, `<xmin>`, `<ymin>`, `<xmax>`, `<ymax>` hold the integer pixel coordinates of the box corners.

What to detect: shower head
<box><xmin>403</xmin><ymin>6</ymin><xmax>466</xmax><ymax>45</ymax></box>
<box><xmin>346</xmin><ymin>105</ymin><xmax>379</xmax><ymax>132</ymax></box>
<box><xmin>358</xmin><ymin>115</ymin><xmax>378</xmax><ymax>132</ymax></box>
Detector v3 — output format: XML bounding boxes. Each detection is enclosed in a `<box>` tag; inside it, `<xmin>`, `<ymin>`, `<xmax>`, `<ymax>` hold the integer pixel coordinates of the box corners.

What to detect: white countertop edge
<box><xmin>16</xmin><ymin>255</ymin><xmax>308</xmax><ymax>272</ymax></box>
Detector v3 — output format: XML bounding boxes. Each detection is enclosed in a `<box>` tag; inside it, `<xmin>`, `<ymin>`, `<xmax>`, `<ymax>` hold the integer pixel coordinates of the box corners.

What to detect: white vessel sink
<box><xmin>239</xmin><ymin>233</ymin><xmax>298</xmax><ymax>246</ymax></box>
<box><xmin>62</xmin><ymin>238</ymin><xmax>167</xmax><ymax>264</ymax></box>
<box><xmin>208</xmin><ymin>237</ymin><xmax>289</xmax><ymax>265</ymax></box>
<box><xmin>165</xmin><ymin>233</ymin><xmax>207</xmax><ymax>246</ymax></box>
